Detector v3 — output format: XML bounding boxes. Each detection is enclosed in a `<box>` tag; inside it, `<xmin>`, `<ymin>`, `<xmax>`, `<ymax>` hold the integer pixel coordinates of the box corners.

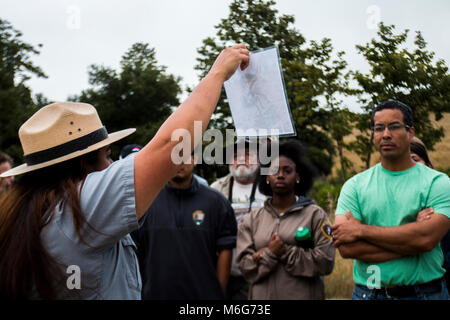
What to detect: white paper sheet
<box><xmin>224</xmin><ymin>46</ymin><xmax>296</xmax><ymax>137</ymax></box>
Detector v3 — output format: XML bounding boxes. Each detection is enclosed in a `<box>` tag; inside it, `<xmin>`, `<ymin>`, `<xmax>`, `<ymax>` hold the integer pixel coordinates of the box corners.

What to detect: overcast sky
<box><xmin>2</xmin><ymin>0</ymin><xmax>449</xmax><ymax>112</ymax></box>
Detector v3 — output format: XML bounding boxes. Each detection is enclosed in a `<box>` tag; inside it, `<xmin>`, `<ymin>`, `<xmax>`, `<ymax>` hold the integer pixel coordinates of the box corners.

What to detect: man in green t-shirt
<box><xmin>333</xmin><ymin>100</ymin><xmax>450</xmax><ymax>300</ymax></box>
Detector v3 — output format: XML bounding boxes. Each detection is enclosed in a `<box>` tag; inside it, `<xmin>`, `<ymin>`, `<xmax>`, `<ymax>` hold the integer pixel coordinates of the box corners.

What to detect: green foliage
<box><xmin>437</xmin><ymin>167</ymin><xmax>450</xmax><ymax>177</ymax></box>
<box><xmin>195</xmin><ymin>0</ymin><xmax>305</xmax><ymax>127</ymax></box>
<box><xmin>309</xmin><ymin>179</ymin><xmax>342</xmax><ymax>216</ymax></box>
<box><xmin>305</xmin><ymin>39</ymin><xmax>359</xmax><ymax>181</ymax></box>
<box><xmin>73</xmin><ymin>43</ymin><xmax>182</xmax><ymax>157</ymax></box>
<box><xmin>2</xmin><ymin>12</ymin><xmax>448</xmax><ymax>183</ymax></box>
<box><xmin>0</xmin><ymin>19</ymin><xmax>47</xmax><ymax>162</ymax></box>
<box><xmin>195</xmin><ymin>0</ymin><xmax>351</xmax><ymax>176</ymax></box>
<box><xmin>352</xmin><ymin>23</ymin><xmax>450</xmax><ymax>168</ymax></box>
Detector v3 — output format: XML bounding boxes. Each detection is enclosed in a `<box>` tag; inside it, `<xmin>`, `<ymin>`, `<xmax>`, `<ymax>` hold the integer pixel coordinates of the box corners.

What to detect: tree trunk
<box><xmin>337</xmin><ymin>141</ymin><xmax>347</xmax><ymax>181</ymax></box>
<box><xmin>365</xmin><ymin>131</ymin><xmax>374</xmax><ymax>169</ymax></box>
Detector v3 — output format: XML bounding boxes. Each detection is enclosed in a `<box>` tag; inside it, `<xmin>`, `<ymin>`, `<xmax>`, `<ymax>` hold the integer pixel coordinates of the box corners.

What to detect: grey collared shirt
<box><xmin>40</xmin><ymin>153</ymin><xmax>141</xmax><ymax>299</ymax></box>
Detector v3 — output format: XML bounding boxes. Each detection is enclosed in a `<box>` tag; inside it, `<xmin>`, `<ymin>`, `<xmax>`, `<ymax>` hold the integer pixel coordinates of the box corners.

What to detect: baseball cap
<box><xmin>119</xmin><ymin>144</ymin><xmax>142</xmax><ymax>159</ymax></box>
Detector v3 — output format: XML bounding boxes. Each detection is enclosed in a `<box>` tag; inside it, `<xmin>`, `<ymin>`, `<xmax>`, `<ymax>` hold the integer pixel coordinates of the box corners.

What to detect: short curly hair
<box><xmin>258</xmin><ymin>139</ymin><xmax>317</xmax><ymax>197</ymax></box>
<box><xmin>370</xmin><ymin>100</ymin><xmax>414</xmax><ymax>129</ymax></box>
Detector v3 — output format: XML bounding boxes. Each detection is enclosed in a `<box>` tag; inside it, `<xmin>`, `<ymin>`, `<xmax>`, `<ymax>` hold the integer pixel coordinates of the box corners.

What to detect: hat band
<box><xmin>24</xmin><ymin>127</ymin><xmax>109</xmax><ymax>166</ymax></box>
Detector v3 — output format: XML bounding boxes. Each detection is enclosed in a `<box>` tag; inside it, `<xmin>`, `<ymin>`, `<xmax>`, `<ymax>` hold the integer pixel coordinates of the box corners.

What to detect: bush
<box><xmin>309</xmin><ymin>179</ymin><xmax>342</xmax><ymax>217</ymax></box>
<box><xmin>437</xmin><ymin>167</ymin><xmax>450</xmax><ymax>177</ymax></box>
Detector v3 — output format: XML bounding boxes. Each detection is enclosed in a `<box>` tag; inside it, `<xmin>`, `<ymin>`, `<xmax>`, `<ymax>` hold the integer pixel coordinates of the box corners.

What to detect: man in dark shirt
<box><xmin>131</xmin><ymin>154</ymin><xmax>237</xmax><ymax>300</ymax></box>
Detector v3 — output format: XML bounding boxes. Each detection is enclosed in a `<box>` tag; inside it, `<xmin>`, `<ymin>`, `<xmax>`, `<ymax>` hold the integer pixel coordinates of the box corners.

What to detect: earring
<box><xmin>296</xmin><ymin>179</ymin><xmax>300</xmax><ymax>183</ymax></box>
<box><xmin>266</xmin><ymin>180</ymin><xmax>269</xmax><ymax>184</ymax></box>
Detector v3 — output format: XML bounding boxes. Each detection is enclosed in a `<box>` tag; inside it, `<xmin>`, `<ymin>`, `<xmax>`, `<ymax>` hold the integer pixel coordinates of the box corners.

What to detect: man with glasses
<box><xmin>332</xmin><ymin>100</ymin><xmax>450</xmax><ymax>300</ymax></box>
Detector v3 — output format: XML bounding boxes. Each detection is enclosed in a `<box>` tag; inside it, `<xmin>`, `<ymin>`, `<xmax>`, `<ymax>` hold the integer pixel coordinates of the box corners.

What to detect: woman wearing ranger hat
<box><xmin>0</xmin><ymin>44</ymin><xmax>249</xmax><ymax>299</ymax></box>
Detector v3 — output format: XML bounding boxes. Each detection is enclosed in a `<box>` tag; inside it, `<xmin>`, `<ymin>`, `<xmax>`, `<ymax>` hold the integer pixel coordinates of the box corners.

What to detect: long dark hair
<box><xmin>410</xmin><ymin>141</ymin><xmax>433</xmax><ymax>168</ymax></box>
<box><xmin>0</xmin><ymin>150</ymin><xmax>101</xmax><ymax>299</ymax></box>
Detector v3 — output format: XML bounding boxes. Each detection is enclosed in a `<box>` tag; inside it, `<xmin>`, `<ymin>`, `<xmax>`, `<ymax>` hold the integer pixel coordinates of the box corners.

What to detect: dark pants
<box><xmin>445</xmin><ymin>271</ymin><xmax>450</xmax><ymax>292</ymax></box>
<box><xmin>352</xmin><ymin>278</ymin><xmax>449</xmax><ymax>300</ymax></box>
<box><xmin>227</xmin><ymin>276</ymin><xmax>249</xmax><ymax>300</ymax></box>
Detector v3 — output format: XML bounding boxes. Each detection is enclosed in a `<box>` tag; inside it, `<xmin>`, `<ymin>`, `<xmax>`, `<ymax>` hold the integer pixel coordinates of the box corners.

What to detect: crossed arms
<box><xmin>332</xmin><ymin>208</ymin><xmax>450</xmax><ymax>262</ymax></box>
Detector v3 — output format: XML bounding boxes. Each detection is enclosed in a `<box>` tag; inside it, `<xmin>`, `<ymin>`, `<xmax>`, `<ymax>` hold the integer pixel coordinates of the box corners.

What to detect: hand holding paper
<box><xmin>224</xmin><ymin>46</ymin><xmax>296</xmax><ymax>137</ymax></box>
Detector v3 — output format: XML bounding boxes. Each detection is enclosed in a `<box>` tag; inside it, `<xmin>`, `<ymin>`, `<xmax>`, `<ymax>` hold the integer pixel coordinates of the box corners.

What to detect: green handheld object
<box><xmin>295</xmin><ymin>227</ymin><xmax>311</xmax><ymax>241</ymax></box>
<box><xmin>295</xmin><ymin>227</ymin><xmax>314</xmax><ymax>249</ymax></box>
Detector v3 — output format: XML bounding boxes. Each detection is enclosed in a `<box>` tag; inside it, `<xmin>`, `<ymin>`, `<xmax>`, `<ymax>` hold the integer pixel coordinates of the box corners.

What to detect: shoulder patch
<box><xmin>321</xmin><ymin>221</ymin><xmax>333</xmax><ymax>239</ymax></box>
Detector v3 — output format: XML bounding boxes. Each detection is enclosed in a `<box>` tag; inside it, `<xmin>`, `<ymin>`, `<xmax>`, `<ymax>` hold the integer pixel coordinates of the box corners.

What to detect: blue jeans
<box><xmin>352</xmin><ymin>279</ymin><xmax>449</xmax><ymax>300</ymax></box>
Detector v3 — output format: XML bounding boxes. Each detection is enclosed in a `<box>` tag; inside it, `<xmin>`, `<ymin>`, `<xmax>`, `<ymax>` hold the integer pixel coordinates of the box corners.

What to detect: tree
<box><xmin>0</xmin><ymin>19</ymin><xmax>47</xmax><ymax>161</ymax></box>
<box><xmin>74</xmin><ymin>43</ymin><xmax>182</xmax><ymax>156</ymax></box>
<box><xmin>307</xmin><ymin>39</ymin><xmax>358</xmax><ymax>181</ymax></box>
<box><xmin>352</xmin><ymin>23</ymin><xmax>450</xmax><ymax>168</ymax></box>
<box><xmin>195</xmin><ymin>0</ymin><xmax>345</xmax><ymax>176</ymax></box>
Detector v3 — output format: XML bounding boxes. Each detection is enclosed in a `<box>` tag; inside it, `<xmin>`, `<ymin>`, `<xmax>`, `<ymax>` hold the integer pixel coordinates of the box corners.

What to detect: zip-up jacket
<box><xmin>236</xmin><ymin>197</ymin><xmax>335</xmax><ymax>299</ymax></box>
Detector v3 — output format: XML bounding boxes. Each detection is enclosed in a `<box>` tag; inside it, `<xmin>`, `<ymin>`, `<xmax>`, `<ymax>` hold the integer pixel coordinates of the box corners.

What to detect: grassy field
<box><xmin>428</xmin><ymin>114</ymin><xmax>450</xmax><ymax>169</ymax></box>
<box><xmin>325</xmin><ymin>250</ymin><xmax>354</xmax><ymax>299</ymax></box>
<box><xmin>323</xmin><ymin>211</ymin><xmax>354</xmax><ymax>300</ymax></box>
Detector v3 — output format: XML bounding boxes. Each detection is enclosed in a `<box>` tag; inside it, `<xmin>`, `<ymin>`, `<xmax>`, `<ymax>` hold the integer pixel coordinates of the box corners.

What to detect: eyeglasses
<box><xmin>372</xmin><ymin>122</ymin><xmax>410</xmax><ymax>133</ymax></box>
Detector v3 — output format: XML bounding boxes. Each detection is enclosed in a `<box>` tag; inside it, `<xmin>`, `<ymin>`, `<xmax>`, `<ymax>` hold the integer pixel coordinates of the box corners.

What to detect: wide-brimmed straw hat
<box><xmin>0</xmin><ymin>102</ymin><xmax>135</xmax><ymax>177</ymax></box>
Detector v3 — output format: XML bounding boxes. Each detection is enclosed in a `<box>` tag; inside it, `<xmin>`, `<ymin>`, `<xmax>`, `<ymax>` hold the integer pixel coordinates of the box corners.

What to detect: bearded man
<box><xmin>211</xmin><ymin>137</ymin><xmax>267</xmax><ymax>300</ymax></box>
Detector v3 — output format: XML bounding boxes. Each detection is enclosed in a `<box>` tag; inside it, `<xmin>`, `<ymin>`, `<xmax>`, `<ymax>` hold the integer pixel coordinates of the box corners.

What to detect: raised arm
<box><xmin>134</xmin><ymin>44</ymin><xmax>249</xmax><ymax>217</ymax></box>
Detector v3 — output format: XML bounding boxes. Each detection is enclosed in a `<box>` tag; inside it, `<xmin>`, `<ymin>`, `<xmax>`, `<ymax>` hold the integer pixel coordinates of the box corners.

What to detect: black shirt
<box><xmin>131</xmin><ymin>177</ymin><xmax>237</xmax><ymax>300</ymax></box>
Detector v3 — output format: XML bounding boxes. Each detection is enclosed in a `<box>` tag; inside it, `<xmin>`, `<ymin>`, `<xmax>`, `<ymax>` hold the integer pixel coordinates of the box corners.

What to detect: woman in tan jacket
<box><xmin>236</xmin><ymin>140</ymin><xmax>335</xmax><ymax>299</ymax></box>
